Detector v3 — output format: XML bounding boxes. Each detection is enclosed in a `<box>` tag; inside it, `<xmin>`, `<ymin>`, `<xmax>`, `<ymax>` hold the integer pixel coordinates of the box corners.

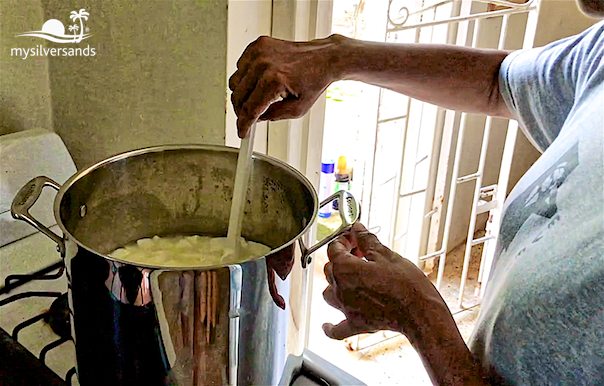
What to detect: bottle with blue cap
<box><xmin>318</xmin><ymin>159</ymin><xmax>335</xmax><ymax>218</ymax></box>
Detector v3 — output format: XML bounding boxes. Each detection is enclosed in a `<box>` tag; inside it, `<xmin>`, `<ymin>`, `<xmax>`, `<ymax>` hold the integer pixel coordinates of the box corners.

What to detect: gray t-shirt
<box><xmin>469</xmin><ymin>21</ymin><xmax>604</xmax><ymax>385</ymax></box>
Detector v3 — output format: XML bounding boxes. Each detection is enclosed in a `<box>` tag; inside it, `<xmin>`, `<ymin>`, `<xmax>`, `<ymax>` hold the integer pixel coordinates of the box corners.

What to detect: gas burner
<box><xmin>43</xmin><ymin>293</ymin><xmax>71</xmax><ymax>340</ymax></box>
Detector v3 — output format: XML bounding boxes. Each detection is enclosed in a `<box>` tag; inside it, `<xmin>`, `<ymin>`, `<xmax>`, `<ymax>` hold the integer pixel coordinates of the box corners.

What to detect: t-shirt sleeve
<box><xmin>498</xmin><ymin>21</ymin><xmax>604</xmax><ymax>152</ymax></box>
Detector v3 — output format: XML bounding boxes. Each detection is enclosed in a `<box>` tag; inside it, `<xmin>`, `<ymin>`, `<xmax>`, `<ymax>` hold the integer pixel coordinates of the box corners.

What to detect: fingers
<box><xmin>266</xmin><ymin>265</ymin><xmax>286</xmax><ymax>310</ymax></box>
<box><xmin>322</xmin><ymin>286</ymin><xmax>343</xmax><ymax>311</ymax></box>
<box><xmin>228</xmin><ymin>38</ymin><xmax>260</xmax><ymax>93</ymax></box>
<box><xmin>237</xmin><ymin>77</ymin><xmax>290</xmax><ymax>137</ymax></box>
<box><xmin>322</xmin><ymin>320</ymin><xmax>357</xmax><ymax>340</ymax></box>
<box><xmin>266</xmin><ymin>245</ymin><xmax>295</xmax><ymax>280</ymax></box>
<box><xmin>349</xmin><ymin>223</ymin><xmax>394</xmax><ymax>263</ymax></box>
<box><xmin>328</xmin><ymin>223</ymin><xmax>391</xmax><ymax>264</ymax></box>
<box><xmin>327</xmin><ymin>234</ymin><xmax>354</xmax><ymax>262</ymax></box>
<box><xmin>324</xmin><ymin>262</ymin><xmax>335</xmax><ymax>286</ymax></box>
<box><xmin>230</xmin><ymin>69</ymin><xmax>261</xmax><ymax>115</ymax></box>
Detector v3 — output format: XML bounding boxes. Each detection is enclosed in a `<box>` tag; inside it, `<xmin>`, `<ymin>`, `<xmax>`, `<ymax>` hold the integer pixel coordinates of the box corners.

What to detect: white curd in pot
<box><xmin>109</xmin><ymin>235</ymin><xmax>272</xmax><ymax>267</ymax></box>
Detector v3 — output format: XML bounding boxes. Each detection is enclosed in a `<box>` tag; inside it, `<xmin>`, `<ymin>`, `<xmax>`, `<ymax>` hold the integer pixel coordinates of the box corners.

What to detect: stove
<box><xmin>0</xmin><ymin>129</ymin><xmax>79</xmax><ymax>385</ymax></box>
<box><xmin>0</xmin><ymin>257</ymin><xmax>78</xmax><ymax>385</ymax></box>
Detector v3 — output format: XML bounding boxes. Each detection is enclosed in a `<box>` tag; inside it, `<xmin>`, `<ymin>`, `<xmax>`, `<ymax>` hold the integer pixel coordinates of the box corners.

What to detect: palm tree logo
<box><xmin>68</xmin><ymin>24</ymin><xmax>79</xmax><ymax>42</ymax></box>
<box><xmin>69</xmin><ymin>9</ymin><xmax>89</xmax><ymax>43</ymax></box>
<box><xmin>16</xmin><ymin>8</ymin><xmax>92</xmax><ymax>43</ymax></box>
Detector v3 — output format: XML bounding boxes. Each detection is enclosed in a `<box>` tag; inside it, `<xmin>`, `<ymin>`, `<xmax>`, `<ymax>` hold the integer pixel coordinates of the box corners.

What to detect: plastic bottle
<box><xmin>318</xmin><ymin>160</ymin><xmax>335</xmax><ymax>218</ymax></box>
<box><xmin>333</xmin><ymin>156</ymin><xmax>352</xmax><ymax>210</ymax></box>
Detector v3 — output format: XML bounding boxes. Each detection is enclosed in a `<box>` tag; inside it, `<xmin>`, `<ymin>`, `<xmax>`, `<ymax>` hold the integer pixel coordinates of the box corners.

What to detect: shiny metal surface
<box><xmin>11</xmin><ymin>176</ymin><xmax>66</xmax><ymax>256</ymax></box>
<box><xmin>55</xmin><ymin>145</ymin><xmax>318</xmax><ymax>269</ymax></box>
<box><xmin>299</xmin><ymin>190</ymin><xmax>360</xmax><ymax>268</ymax></box>
<box><xmin>278</xmin><ymin>349</ymin><xmax>366</xmax><ymax>386</ymax></box>
<box><xmin>11</xmin><ymin>145</ymin><xmax>359</xmax><ymax>386</ymax></box>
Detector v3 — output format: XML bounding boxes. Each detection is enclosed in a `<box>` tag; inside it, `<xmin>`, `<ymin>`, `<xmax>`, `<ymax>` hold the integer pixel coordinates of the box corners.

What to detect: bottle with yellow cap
<box><xmin>333</xmin><ymin>156</ymin><xmax>352</xmax><ymax>210</ymax></box>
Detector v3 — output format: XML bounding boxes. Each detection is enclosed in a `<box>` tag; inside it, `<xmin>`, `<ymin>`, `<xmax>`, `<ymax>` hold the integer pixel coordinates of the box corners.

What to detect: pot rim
<box><xmin>53</xmin><ymin>144</ymin><xmax>319</xmax><ymax>270</ymax></box>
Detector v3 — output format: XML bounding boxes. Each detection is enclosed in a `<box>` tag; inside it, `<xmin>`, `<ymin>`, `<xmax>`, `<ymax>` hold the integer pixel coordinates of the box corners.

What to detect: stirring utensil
<box><xmin>227</xmin><ymin>123</ymin><xmax>257</xmax><ymax>258</ymax></box>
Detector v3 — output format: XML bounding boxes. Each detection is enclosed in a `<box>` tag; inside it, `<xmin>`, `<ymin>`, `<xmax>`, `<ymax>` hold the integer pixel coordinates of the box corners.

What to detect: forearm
<box><xmin>410</xmin><ymin>312</ymin><xmax>484</xmax><ymax>385</ymax></box>
<box><xmin>329</xmin><ymin>35</ymin><xmax>513</xmax><ymax>119</ymax></box>
<box><xmin>402</xmin><ymin>294</ymin><xmax>494</xmax><ymax>385</ymax></box>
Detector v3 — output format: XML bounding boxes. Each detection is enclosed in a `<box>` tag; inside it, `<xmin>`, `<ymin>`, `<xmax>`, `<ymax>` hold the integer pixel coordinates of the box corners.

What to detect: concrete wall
<box><xmin>2</xmin><ymin>0</ymin><xmax>228</xmax><ymax>168</ymax></box>
<box><xmin>1</xmin><ymin>0</ymin><xmax>53</xmax><ymax>136</ymax></box>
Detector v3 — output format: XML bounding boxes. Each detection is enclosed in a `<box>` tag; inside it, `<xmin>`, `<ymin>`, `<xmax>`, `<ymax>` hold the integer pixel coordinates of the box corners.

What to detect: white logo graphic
<box><xmin>16</xmin><ymin>9</ymin><xmax>91</xmax><ymax>43</ymax></box>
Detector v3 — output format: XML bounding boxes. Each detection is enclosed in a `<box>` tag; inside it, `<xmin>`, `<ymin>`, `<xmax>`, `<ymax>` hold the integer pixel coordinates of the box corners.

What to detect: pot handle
<box><xmin>11</xmin><ymin>176</ymin><xmax>66</xmax><ymax>257</ymax></box>
<box><xmin>299</xmin><ymin>190</ymin><xmax>360</xmax><ymax>268</ymax></box>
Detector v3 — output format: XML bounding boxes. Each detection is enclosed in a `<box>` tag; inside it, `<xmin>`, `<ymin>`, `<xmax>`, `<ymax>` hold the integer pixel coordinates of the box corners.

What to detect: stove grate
<box><xmin>0</xmin><ymin>259</ymin><xmax>75</xmax><ymax>384</ymax></box>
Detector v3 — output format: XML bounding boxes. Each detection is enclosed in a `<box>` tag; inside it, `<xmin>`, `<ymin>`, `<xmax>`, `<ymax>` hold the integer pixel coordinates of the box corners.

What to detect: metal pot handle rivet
<box><xmin>11</xmin><ymin>176</ymin><xmax>66</xmax><ymax>257</ymax></box>
<box><xmin>299</xmin><ymin>190</ymin><xmax>360</xmax><ymax>268</ymax></box>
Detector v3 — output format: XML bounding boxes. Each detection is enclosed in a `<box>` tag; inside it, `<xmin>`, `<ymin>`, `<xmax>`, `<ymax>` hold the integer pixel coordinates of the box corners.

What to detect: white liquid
<box><xmin>109</xmin><ymin>235</ymin><xmax>271</xmax><ymax>267</ymax></box>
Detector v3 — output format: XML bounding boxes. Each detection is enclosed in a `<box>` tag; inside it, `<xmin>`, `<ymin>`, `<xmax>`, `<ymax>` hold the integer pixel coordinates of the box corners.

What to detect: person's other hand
<box><xmin>322</xmin><ymin>223</ymin><xmax>449</xmax><ymax>340</ymax></box>
<box><xmin>229</xmin><ymin>35</ymin><xmax>345</xmax><ymax>137</ymax></box>
<box><xmin>265</xmin><ymin>244</ymin><xmax>295</xmax><ymax>310</ymax></box>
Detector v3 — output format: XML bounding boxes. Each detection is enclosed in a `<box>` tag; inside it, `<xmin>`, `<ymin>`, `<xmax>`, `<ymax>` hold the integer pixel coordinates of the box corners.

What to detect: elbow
<box><xmin>486</xmin><ymin>64</ymin><xmax>514</xmax><ymax>120</ymax></box>
<box><xmin>488</xmin><ymin>94</ymin><xmax>515</xmax><ymax>120</ymax></box>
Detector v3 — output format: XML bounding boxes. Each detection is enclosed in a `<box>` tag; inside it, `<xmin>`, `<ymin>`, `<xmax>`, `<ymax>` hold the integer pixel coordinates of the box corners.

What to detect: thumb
<box><xmin>322</xmin><ymin>320</ymin><xmax>357</xmax><ymax>340</ymax></box>
<box><xmin>352</xmin><ymin>224</ymin><xmax>386</xmax><ymax>256</ymax></box>
<box><xmin>236</xmin><ymin>118</ymin><xmax>252</xmax><ymax>138</ymax></box>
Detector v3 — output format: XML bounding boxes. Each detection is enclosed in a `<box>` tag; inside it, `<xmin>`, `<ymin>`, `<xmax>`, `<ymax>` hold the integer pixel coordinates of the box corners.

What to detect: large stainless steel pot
<box><xmin>11</xmin><ymin>145</ymin><xmax>359</xmax><ymax>386</ymax></box>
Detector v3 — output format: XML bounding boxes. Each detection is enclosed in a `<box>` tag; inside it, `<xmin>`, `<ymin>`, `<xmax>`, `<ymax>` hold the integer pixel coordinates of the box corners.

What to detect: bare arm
<box><xmin>229</xmin><ymin>34</ymin><xmax>512</xmax><ymax>137</ymax></box>
<box><xmin>323</xmin><ymin>223</ymin><xmax>501</xmax><ymax>385</ymax></box>
<box><xmin>335</xmin><ymin>37</ymin><xmax>512</xmax><ymax>118</ymax></box>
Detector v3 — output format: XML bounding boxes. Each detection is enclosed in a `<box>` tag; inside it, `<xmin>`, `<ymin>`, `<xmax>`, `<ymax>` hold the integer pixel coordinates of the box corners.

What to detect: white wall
<box><xmin>225</xmin><ymin>1</ymin><xmax>272</xmax><ymax>153</ymax></box>
<box><xmin>428</xmin><ymin>0</ymin><xmax>598</xmax><ymax>254</ymax></box>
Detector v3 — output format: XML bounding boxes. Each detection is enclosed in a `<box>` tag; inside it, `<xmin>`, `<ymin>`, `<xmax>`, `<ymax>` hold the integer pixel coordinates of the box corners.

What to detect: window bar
<box><xmin>457</xmin><ymin>171</ymin><xmax>481</xmax><ymax>183</ymax></box>
<box><xmin>418</xmin><ymin>0</ymin><xmax>465</xmax><ymax>259</ymax></box>
<box><xmin>388</xmin><ymin>2</ymin><xmax>536</xmax><ymax>33</ymax></box>
<box><xmin>377</xmin><ymin>114</ymin><xmax>408</xmax><ymax>124</ymax></box>
<box><xmin>476</xmin><ymin>217</ymin><xmax>493</xmax><ymax>293</ymax></box>
<box><xmin>424</xmin><ymin>208</ymin><xmax>438</xmax><ymax>219</ymax></box>
<box><xmin>434</xmin><ymin>13</ymin><xmax>482</xmax><ymax>291</ymax></box>
<box><xmin>471</xmin><ymin>234</ymin><xmax>496</xmax><ymax>246</ymax></box>
<box><xmin>457</xmin><ymin>13</ymin><xmax>511</xmax><ymax>308</ymax></box>
<box><xmin>393</xmin><ymin>0</ymin><xmax>534</xmax><ymax>24</ymax></box>
<box><xmin>395</xmin><ymin>4</ymin><xmax>444</xmax><ymax>255</ymax></box>
<box><xmin>388</xmin><ymin>14</ymin><xmax>423</xmax><ymax>250</ymax></box>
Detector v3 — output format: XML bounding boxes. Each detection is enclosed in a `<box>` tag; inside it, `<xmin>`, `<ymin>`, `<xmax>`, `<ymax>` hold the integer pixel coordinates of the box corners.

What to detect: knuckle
<box><xmin>236</xmin><ymin>56</ymin><xmax>247</xmax><ymax>69</ymax></box>
<box><xmin>255</xmin><ymin>35</ymin><xmax>271</xmax><ymax>46</ymax></box>
<box><xmin>328</xmin><ymin>34</ymin><xmax>348</xmax><ymax>45</ymax></box>
<box><xmin>259</xmin><ymin>71</ymin><xmax>280</xmax><ymax>86</ymax></box>
<box><xmin>228</xmin><ymin>74</ymin><xmax>238</xmax><ymax>90</ymax></box>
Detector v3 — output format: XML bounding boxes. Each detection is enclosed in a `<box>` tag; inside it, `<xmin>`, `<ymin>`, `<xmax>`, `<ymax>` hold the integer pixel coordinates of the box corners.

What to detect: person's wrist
<box><xmin>399</xmin><ymin>293</ymin><xmax>454</xmax><ymax>344</ymax></box>
<box><xmin>324</xmin><ymin>34</ymin><xmax>360</xmax><ymax>83</ymax></box>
